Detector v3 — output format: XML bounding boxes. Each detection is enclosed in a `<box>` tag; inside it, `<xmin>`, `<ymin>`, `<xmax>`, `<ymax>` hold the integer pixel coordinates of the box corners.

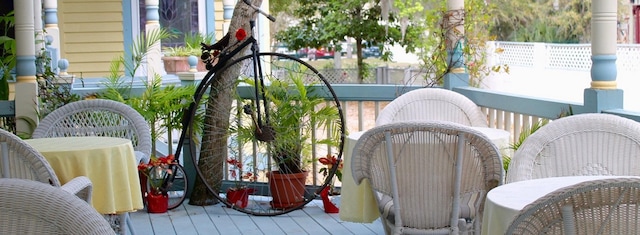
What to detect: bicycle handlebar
<box><xmin>243</xmin><ymin>0</ymin><xmax>276</xmax><ymax>22</ymax></box>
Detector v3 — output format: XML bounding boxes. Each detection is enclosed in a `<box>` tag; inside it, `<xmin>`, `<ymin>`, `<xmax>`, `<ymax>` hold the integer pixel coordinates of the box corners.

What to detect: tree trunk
<box><xmin>355</xmin><ymin>38</ymin><xmax>364</xmax><ymax>84</ymax></box>
<box><xmin>189</xmin><ymin>0</ymin><xmax>264</xmax><ymax>206</ymax></box>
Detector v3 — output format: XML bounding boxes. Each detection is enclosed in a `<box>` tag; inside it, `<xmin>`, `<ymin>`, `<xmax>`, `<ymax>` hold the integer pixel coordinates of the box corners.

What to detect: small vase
<box><xmin>226</xmin><ymin>188</ymin><xmax>255</xmax><ymax>208</ymax></box>
<box><xmin>146</xmin><ymin>193</ymin><xmax>169</xmax><ymax>213</ymax></box>
<box><xmin>321</xmin><ymin>187</ymin><xmax>339</xmax><ymax>213</ymax></box>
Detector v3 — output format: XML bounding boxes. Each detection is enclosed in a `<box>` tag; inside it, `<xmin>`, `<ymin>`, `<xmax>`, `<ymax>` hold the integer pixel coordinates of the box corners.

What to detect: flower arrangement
<box><xmin>138</xmin><ymin>154</ymin><xmax>176</xmax><ymax>195</ymax></box>
<box><xmin>226</xmin><ymin>157</ymin><xmax>257</xmax><ymax>191</ymax></box>
<box><xmin>226</xmin><ymin>157</ymin><xmax>257</xmax><ymax>208</ymax></box>
<box><xmin>318</xmin><ymin>154</ymin><xmax>343</xmax><ymax>195</ymax></box>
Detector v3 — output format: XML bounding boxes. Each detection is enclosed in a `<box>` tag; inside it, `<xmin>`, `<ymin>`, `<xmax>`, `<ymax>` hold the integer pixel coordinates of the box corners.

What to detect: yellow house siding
<box><xmin>214</xmin><ymin>0</ymin><xmax>225</xmax><ymax>40</ymax></box>
<box><xmin>58</xmin><ymin>0</ymin><xmax>124</xmax><ymax>78</ymax></box>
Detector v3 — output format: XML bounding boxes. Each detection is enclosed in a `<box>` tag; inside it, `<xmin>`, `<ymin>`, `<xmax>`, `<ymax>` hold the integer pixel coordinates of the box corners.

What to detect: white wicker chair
<box><xmin>506</xmin><ymin>113</ymin><xmax>640</xmax><ymax>183</ymax></box>
<box><xmin>506</xmin><ymin>177</ymin><xmax>640</xmax><ymax>235</ymax></box>
<box><xmin>31</xmin><ymin>99</ymin><xmax>150</xmax><ymax>235</ymax></box>
<box><xmin>0</xmin><ymin>128</ymin><xmax>92</xmax><ymax>202</ymax></box>
<box><xmin>375</xmin><ymin>88</ymin><xmax>488</xmax><ymax>127</ymax></box>
<box><xmin>0</xmin><ymin>178</ymin><xmax>115</xmax><ymax>235</ymax></box>
<box><xmin>352</xmin><ymin>121</ymin><xmax>504</xmax><ymax>235</ymax></box>
<box><xmin>32</xmin><ymin>99</ymin><xmax>153</xmax><ymax>164</ymax></box>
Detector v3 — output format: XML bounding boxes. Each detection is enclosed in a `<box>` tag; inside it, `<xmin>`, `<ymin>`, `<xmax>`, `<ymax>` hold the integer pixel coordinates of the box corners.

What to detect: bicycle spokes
<box><xmin>243</xmin><ymin>104</ymin><xmax>275</xmax><ymax>142</ymax></box>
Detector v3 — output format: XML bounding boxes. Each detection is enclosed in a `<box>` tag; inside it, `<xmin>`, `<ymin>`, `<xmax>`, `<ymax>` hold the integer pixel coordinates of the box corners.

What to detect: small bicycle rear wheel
<box><xmin>166</xmin><ymin>164</ymin><xmax>188</xmax><ymax>210</ymax></box>
<box><xmin>144</xmin><ymin>163</ymin><xmax>188</xmax><ymax>210</ymax></box>
<box><xmin>185</xmin><ymin>52</ymin><xmax>345</xmax><ymax>216</ymax></box>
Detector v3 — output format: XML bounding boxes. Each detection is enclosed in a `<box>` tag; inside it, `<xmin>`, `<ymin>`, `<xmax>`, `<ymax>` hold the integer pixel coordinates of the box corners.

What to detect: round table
<box><xmin>339</xmin><ymin>127</ymin><xmax>511</xmax><ymax>223</ymax></box>
<box><xmin>25</xmin><ymin>136</ymin><xmax>144</xmax><ymax>214</ymax></box>
<box><xmin>480</xmin><ymin>175</ymin><xmax>640</xmax><ymax>235</ymax></box>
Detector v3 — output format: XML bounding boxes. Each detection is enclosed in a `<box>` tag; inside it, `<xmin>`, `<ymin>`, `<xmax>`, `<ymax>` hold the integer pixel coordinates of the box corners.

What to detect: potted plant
<box><xmin>238</xmin><ymin>72</ymin><xmax>341</xmax><ymax>209</ymax></box>
<box><xmin>138</xmin><ymin>154</ymin><xmax>177</xmax><ymax>213</ymax></box>
<box><xmin>162</xmin><ymin>32</ymin><xmax>215</xmax><ymax>73</ymax></box>
<box><xmin>225</xmin><ymin>157</ymin><xmax>257</xmax><ymax>208</ymax></box>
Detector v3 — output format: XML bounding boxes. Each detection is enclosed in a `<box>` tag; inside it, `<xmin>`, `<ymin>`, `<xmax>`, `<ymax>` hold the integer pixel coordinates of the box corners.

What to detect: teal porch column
<box><xmin>584</xmin><ymin>0</ymin><xmax>623</xmax><ymax>113</ymax></box>
<box><xmin>443</xmin><ymin>0</ymin><xmax>469</xmax><ymax>89</ymax></box>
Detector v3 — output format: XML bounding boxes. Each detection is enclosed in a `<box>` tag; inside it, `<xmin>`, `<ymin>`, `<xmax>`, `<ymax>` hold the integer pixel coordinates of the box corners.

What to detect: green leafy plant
<box><xmin>504</xmin><ymin>119</ymin><xmax>548</xmax><ymax>170</ymax></box>
<box><xmin>504</xmin><ymin>106</ymin><xmax>574</xmax><ymax>171</ymax></box>
<box><xmin>237</xmin><ymin>71</ymin><xmax>341</xmax><ymax>174</ymax></box>
<box><xmin>36</xmin><ymin>57</ymin><xmax>81</xmax><ymax>118</ymax></box>
<box><xmin>164</xmin><ymin>32</ymin><xmax>215</xmax><ymax>57</ymax></box>
<box><xmin>101</xmin><ymin>28</ymin><xmax>200</xmax><ymax>155</ymax></box>
<box><xmin>0</xmin><ymin>10</ymin><xmax>15</xmax><ymax>100</ymax></box>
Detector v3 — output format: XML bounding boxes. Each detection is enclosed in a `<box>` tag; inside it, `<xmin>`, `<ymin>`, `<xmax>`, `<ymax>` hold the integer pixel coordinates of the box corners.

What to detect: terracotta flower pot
<box><xmin>146</xmin><ymin>193</ymin><xmax>169</xmax><ymax>213</ymax></box>
<box><xmin>226</xmin><ymin>188</ymin><xmax>255</xmax><ymax>208</ymax></box>
<box><xmin>268</xmin><ymin>171</ymin><xmax>308</xmax><ymax>209</ymax></box>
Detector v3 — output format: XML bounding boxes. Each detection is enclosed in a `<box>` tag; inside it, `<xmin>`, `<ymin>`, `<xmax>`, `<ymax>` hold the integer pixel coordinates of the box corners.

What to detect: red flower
<box><xmin>226</xmin><ymin>157</ymin><xmax>257</xmax><ymax>191</ymax></box>
<box><xmin>235</xmin><ymin>28</ymin><xmax>247</xmax><ymax>41</ymax></box>
<box><xmin>137</xmin><ymin>154</ymin><xmax>177</xmax><ymax>194</ymax></box>
<box><xmin>318</xmin><ymin>154</ymin><xmax>343</xmax><ymax>182</ymax></box>
<box><xmin>226</xmin><ymin>158</ymin><xmax>242</xmax><ymax>168</ymax></box>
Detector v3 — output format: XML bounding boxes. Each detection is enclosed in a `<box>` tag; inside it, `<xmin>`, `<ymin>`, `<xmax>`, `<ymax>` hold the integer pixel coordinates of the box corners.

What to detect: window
<box><xmin>139</xmin><ymin>0</ymin><xmax>200</xmax><ymax>48</ymax></box>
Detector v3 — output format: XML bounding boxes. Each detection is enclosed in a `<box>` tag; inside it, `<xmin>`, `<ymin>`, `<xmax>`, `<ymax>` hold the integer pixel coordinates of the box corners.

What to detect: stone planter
<box><xmin>162</xmin><ymin>56</ymin><xmax>207</xmax><ymax>74</ymax></box>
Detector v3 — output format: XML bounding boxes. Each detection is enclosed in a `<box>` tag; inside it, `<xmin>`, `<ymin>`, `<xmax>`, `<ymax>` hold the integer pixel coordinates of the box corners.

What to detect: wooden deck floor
<box><xmin>130</xmin><ymin>199</ymin><xmax>385</xmax><ymax>235</ymax></box>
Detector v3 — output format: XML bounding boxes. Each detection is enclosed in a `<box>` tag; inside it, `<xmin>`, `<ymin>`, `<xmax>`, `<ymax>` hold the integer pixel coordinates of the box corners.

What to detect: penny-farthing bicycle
<box><xmin>171</xmin><ymin>0</ymin><xmax>345</xmax><ymax>216</ymax></box>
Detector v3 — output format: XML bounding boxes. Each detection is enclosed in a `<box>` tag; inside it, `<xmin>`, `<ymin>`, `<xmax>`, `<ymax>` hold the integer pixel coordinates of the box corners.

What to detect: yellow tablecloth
<box><xmin>339</xmin><ymin>127</ymin><xmax>510</xmax><ymax>223</ymax></box>
<box><xmin>339</xmin><ymin>131</ymin><xmax>380</xmax><ymax>223</ymax></box>
<box><xmin>25</xmin><ymin>136</ymin><xmax>143</xmax><ymax>214</ymax></box>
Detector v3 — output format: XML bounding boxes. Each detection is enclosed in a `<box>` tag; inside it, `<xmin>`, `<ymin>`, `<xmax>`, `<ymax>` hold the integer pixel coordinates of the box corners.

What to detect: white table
<box><xmin>339</xmin><ymin>127</ymin><xmax>510</xmax><ymax>223</ymax></box>
<box><xmin>481</xmin><ymin>176</ymin><xmax>640</xmax><ymax>235</ymax></box>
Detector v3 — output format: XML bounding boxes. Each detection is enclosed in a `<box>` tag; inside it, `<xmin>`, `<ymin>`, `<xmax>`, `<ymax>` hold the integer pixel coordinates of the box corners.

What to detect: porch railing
<box><xmin>6</xmin><ymin>40</ymin><xmax>640</xmax><ymax>195</ymax></box>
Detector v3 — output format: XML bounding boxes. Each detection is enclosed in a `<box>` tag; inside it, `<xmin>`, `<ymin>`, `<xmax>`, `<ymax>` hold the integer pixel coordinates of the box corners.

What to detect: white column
<box><xmin>590</xmin><ymin>0</ymin><xmax>618</xmax><ymax>89</ymax></box>
<box><xmin>447</xmin><ymin>0</ymin><xmax>465</xmax><ymax>73</ymax></box>
<box><xmin>146</xmin><ymin>0</ymin><xmax>163</xmax><ymax>79</ymax></box>
<box><xmin>443</xmin><ymin>0</ymin><xmax>469</xmax><ymax>89</ymax></box>
<box><xmin>43</xmin><ymin>0</ymin><xmax>61</xmax><ymax>60</ymax></box>
<box><xmin>14</xmin><ymin>0</ymin><xmax>39</xmax><ymax>135</ymax></box>
<box><xmin>258</xmin><ymin>0</ymin><xmax>270</xmax><ymax>54</ymax></box>
<box><xmin>34</xmin><ymin>0</ymin><xmax>45</xmax><ymax>54</ymax></box>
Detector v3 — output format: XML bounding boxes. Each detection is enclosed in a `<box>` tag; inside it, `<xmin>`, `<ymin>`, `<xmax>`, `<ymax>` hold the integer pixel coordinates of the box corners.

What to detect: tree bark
<box><xmin>189</xmin><ymin>0</ymin><xmax>264</xmax><ymax>206</ymax></box>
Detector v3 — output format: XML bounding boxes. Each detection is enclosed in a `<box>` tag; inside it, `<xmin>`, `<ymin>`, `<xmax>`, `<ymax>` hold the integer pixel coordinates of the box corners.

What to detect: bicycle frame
<box><xmin>170</xmin><ymin>20</ymin><xmax>266</xmax><ymax>189</ymax></box>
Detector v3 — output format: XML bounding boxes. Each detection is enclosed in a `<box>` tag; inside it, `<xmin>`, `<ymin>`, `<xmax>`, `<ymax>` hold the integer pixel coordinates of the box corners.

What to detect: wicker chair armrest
<box><xmin>60</xmin><ymin>176</ymin><xmax>93</xmax><ymax>203</ymax></box>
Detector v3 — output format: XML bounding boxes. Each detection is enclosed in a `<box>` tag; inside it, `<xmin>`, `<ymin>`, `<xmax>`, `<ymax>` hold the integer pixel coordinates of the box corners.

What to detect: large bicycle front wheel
<box><xmin>186</xmin><ymin>52</ymin><xmax>345</xmax><ymax>216</ymax></box>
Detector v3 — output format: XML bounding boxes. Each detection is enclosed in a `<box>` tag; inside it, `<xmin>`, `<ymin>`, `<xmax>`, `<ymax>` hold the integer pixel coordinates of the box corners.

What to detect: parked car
<box><xmin>363</xmin><ymin>46</ymin><xmax>381</xmax><ymax>58</ymax></box>
<box><xmin>299</xmin><ymin>47</ymin><xmax>335</xmax><ymax>60</ymax></box>
<box><xmin>273</xmin><ymin>44</ymin><xmax>300</xmax><ymax>58</ymax></box>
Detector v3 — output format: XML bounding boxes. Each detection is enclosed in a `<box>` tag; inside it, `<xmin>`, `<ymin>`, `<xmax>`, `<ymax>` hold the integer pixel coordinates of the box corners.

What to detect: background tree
<box><xmin>490</xmin><ymin>0</ymin><xmax>630</xmax><ymax>43</ymax></box>
<box><xmin>402</xmin><ymin>0</ymin><xmax>502</xmax><ymax>87</ymax></box>
<box><xmin>274</xmin><ymin>0</ymin><xmax>419</xmax><ymax>83</ymax></box>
